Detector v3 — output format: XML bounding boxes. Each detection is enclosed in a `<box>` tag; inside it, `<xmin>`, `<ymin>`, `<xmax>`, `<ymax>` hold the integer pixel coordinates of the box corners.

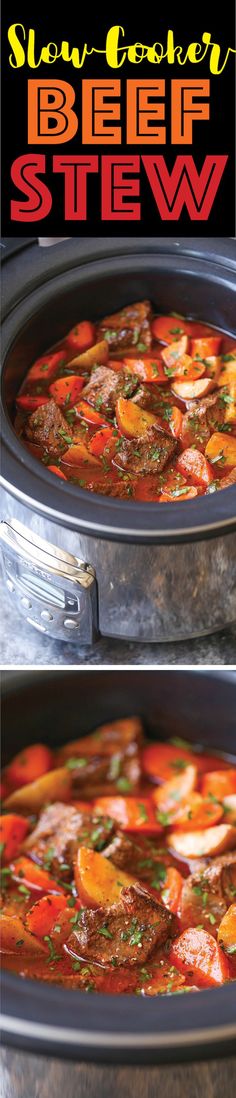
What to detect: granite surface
<box><xmin>1</xmin><ymin>575</ymin><xmax>236</xmax><ymax>666</ymax></box>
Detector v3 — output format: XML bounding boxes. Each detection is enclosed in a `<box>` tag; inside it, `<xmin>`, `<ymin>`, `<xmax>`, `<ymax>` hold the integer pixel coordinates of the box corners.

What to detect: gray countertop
<box><xmin>1</xmin><ymin>577</ymin><xmax>236</xmax><ymax>666</ymax></box>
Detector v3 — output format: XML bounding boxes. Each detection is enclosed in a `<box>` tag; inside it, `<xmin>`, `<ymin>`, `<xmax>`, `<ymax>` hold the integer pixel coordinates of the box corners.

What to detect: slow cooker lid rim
<box><xmin>2</xmin><ymin>1011</ymin><xmax>236</xmax><ymax>1052</ymax></box>
<box><xmin>2</xmin><ymin>243</ymin><xmax>236</xmax><ymax>322</ymax></box>
<box><xmin>2</xmin><ymin>469</ymin><xmax>236</xmax><ymax>544</ymax></box>
<box><xmin>2</xmin><ymin>966</ymin><xmax>236</xmax><ymax>1048</ymax></box>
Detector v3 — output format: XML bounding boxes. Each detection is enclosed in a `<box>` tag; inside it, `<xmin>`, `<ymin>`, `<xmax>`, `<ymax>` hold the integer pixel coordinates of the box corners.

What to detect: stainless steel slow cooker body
<box><xmin>1</xmin><ymin>238</ymin><xmax>236</xmax><ymax>643</ymax></box>
<box><xmin>1</xmin><ymin>669</ymin><xmax>236</xmax><ymax>1065</ymax></box>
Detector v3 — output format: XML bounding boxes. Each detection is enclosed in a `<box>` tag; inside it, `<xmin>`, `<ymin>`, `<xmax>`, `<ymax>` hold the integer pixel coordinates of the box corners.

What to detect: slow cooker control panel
<box><xmin>0</xmin><ymin>519</ymin><xmax>98</xmax><ymax>644</ymax></box>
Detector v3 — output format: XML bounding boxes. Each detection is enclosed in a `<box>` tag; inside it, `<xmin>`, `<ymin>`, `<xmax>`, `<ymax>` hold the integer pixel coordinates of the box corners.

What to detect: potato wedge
<box><xmin>169</xmin><ymin>824</ymin><xmax>236</xmax><ymax>859</ymax></box>
<box><xmin>217</xmin><ymin>358</ymin><xmax>236</xmax><ymax>388</ymax></box>
<box><xmin>172</xmin><ymin>378</ymin><xmax>214</xmax><ymax>400</ymax></box>
<box><xmin>116</xmin><ymin>397</ymin><xmax>158</xmax><ymax>438</ymax></box>
<box><xmin>161</xmin><ymin>335</ymin><xmax>189</xmax><ymax>367</ymax></box>
<box><xmin>224</xmin><ymin>382</ymin><xmax>236</xmax><ymax>425</ymax></box>
<box><xmin>0</xmin><ymin>914</ymin><xmax>47</xmax><ymax>954</ymax></box>
<box><xmin>66</xmin><ymin>340</ymin><xmax>109</xmax><ymax>371</ymax></box>
<box><xmin>62</xmin><ymin>442</ymin><xmax>100</xmax><ymax>466</ymax></box>
<box><xmin>4</xmin><ymin>768</ymin><xmax>71</xmax><ymax>812</ymax></box>
<box><xmin>222</xmin><ymin>796</ymin><xmax>236</xmax><ymax>824</ymax></box>
<box><xmin>75</xmin><ymin>846</ymin><xmax>136</xmax><ymax>908</ymax></box>
<box><xmin>152</xmin><ymin>764</ymin><xmax>197</xmax><ymax>822</ymax></box>
<box><xmin>205</xmin><ymin>433</ymin><xmax>236</xmax><ymax>469</ymax></box>
<box><xmin>202</xmin><ymin>356</ymin><xmax>221</xmax><ymax>382</ymax></box>
<box><xmin>218</xmin><ymin>904</ymin><xmax>236</xmax><ymax>953</ymax></box>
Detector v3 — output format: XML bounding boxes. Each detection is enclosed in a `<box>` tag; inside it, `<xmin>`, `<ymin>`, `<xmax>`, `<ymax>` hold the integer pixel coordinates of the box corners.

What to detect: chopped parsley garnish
<box><xmin>43</xmin><ymin>846</ymin><xmax>55</xmax><ymax>871</ymax></box>
<box><xmin>70</xmin><ymin>908</ymin><xmax>85</xmax><ymax>925</ymax></box>
<box><xmin>116</xmin><ymin>777</ymin><xmax>132</xmax><ymax>793</ymax></box>
<box><xmin>169</xmin><ymin>737</ymin><xmax>191</xmax><ymax>750</ymax></box>
<box><xmin>18</xmin><ymin>884</ymin><xmax>31</xmax><ymax>898</ymax></box>
<box><xmin>58</xmin><ymin>429</ymin><xmax>73</xmax><ymax>445</ymax></box>
<box><xmin>98</xmin><ymin>926</ymin><xmax>113</xmax><ymax>939</ymax></box>
<box><xmin>65</xmin><ymin>757</ymin><xmax>87</xmax><ymax>770</ymax></box>
<box><xmin>156</xmin><ymin>811</ymin><xmax>171</xmax><ymax>827</ymax></box>
<box><xmin>108</xmin><ymin>753</ymin><xmax>121</xmax><ymax>781</ymax></box>
<box><xmin>104</xmin><ymin>329</ymin><xmax>117</xmax><ymax>341</ymax></box>
<box><xmin>43</xmin><ymin>935</ymin><xmax>61</xmax><ymax>963</ymax></box>
<box><xmin>138</xmin><ymin>803</ymin><xmax>148</xmax><ymax>823</ymax></box>
<box><xmin>170</xmin><ymin>759</ymin><xmax>187</xmax><ymax>771</ymax></box>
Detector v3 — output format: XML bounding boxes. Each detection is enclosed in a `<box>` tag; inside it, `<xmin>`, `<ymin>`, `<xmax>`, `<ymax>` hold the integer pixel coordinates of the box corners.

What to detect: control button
<box><xmin>64</xmin><ymin>618</ymin><xmax>79</xmax><ymax>630</ymax></box>
<box><xmin>7</xmin><ymin>579</ymin><xmax>15</xmax><ymax>592</ymax></box>
<box><xmin>41</xmin><ymin>610</ymin><xmax>53</xmax><ymax>622</ymax></box>
<box><xmin>21</xmin><ymin>597</ymin><xmax>32</xmax><ymax>610</ymax></box>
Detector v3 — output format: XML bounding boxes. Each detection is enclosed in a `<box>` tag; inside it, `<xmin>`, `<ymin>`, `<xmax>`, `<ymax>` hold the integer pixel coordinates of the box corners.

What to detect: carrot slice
<box><xmin>0</xmin><ymin>815</ymin><xmax>29</xmax><ymax>864</ymax></box>
<box><xmin>202</xmin><ymin>770</ymin><xmax>236</xmax><ymax>800</ymax></box>
<box><xmin>94</xmin><ymin>796</ymin><xmax>163</xmax><ymax>835</ymax></box>
<box><xmin>16</xmin><ymin>395</ymin><xmax>49</xmax><ymax>413</ymax></box>
<box><xmin>49</xmin><ymin>376</ymin><xmax>84</xmax><ymax>407</ymax></box>
<box><xmin>173</xmin><ymin>794</ymin><xmax>223</xmax><ymax>831</ymax></box>
<box><xmin>66</xmin><ymin>320</ymin><xmax>96</xmax><ymax>353</ymax></box>
<box><xmin>218</xmin><ymin>905</ymin><xmax>236</xmax><ymax>953</ymax></box>
<box><xmin>123</xmin><ymin>356</ymin><xmax>166</xmax><ymax>383</ymax></box>
<box><xmin>89</xmin><ymin>426</ymin><xmax>115</xmax><ymax>456</ymax></box>
<box><xmin>142</xmin><ymin>743</ymin><xmax>199</xmax><ymax>784</ymax></box>
<box><xmin>75</xmin><ymin>847</ymin><xmax>135</xmax><ymax>908</ymax></box>
<box><xmin>152</xmin><ymin>765</ymin><xmax>197</xmax><ymax>823</ymax></box>
<box><xmin>142</xmin><ymin>742</ymin><xmax>229</xmax><ymax>784</ymax></box>
<box><xmin>6</xmin><ymin>744</ymin><xmax>54</xmax><ymax>792</ymax></box>
<box><xmin>151</xmin><ymin>316</ymin><xmax>191</xmax><ymax>345</ymax></box>
<box><xmin>190</xmin><ymin>336</ymin><xmax>222</xmax><ymax>358</ymax></box>
<box><xmin>26</xmin><ymin>351</ymin><xmax>67</xmax><ymax>384</ymax></box>
<box><xmin>170</xmin><ymin>928</ymin><xmax>230</xmax><ymax>986</ymax></box>
<box><xmin>10</xmin><ymin>856</ymin><xmax>65</xmax><ymax>894</ymax></box>
<box><xmin>25</xmin><ymin>894</ymin><xmax>68</xmax><ymax>939</ymax></box>
<box><xmin>176</xmin><ymin>449</ymin><xmax>213</xmax><ymax>488</ymax></box>
<box><xmin>48</xmin><ymin>466</ymin><xmax>67</xmax><ymax>480</ymax></box>
<box><xmin>161</xmin><ymin>867</ymin><xmax>183</xmax><ymax>914</ymax></box>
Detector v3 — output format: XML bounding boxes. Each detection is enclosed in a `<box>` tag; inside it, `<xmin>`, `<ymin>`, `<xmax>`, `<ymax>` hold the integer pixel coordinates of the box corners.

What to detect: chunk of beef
<box><xmin>114</xmin><ymin>425</ymin><xmax>177</xmax><ymax>475</ymax></box>
<box><xmin>181</xmin><ymin>394</ymin><xmax>225</xmax><ymax>453</ymax></box>
<box><xmin>81</xmin><ymin>367</ymin><xmax>121</xmax><ymax>418</ymax></box>
<box><xmin>105</xmin><ymin>833</ymin><xmax>184</xmax><ymax>893</ymax></box>
<box><xmin>81</xmin><ymin>367</ymin><xmax>138</xmax><ymax>418</ymax></box>
<box><xmin>96</xmin><ymin>300</ymin><xmax>152</xmax><ymax>351</ymax></box>
<box><xmin>180</xmin><ymin>851</ymin><xmax>236</xmax><ymax>936</ymax></box>
<box><xmin>67</xmin><ymin>884</ymin><xmax>172</xmax><ymax>967</ymax></box>
<box><xmin>57</xmin><ymin>717</ymin><xmax>143</xmax><ymax>762</ymax></box>
<box><xmin>57</xmin><ymin>718</ymin><xmax>142</xmax><ymax>791</ymax></box>
<box><xmin>25</xmin><ymin>400</ymin><xmax>70</xmax><ymax>454</ymax></box>
<box><xmin>114</xmin><ymin>371</ymin><xmax>139</xmax><ymax>403</ymax></box>
<box><xmin>24</xmin><ymin>802</ymin><xmax>115</xmax><ymax>879</ymax></box>
<box><xmin>133</xmin><ymin>386</ymin><xmax>176</xmax><ymax>416</ymax></box>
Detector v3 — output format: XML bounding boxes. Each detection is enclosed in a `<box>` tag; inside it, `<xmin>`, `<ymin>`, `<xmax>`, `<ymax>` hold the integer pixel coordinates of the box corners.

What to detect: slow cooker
<box><xmin>1</xmin><ymin>237</ymin><xmax>236</xmax><ymax>644</ymax></box>
<box><xmin>1</xmin><ymin>668</ymin><xmax>236</xmax><ymax>1070</ymax></box>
